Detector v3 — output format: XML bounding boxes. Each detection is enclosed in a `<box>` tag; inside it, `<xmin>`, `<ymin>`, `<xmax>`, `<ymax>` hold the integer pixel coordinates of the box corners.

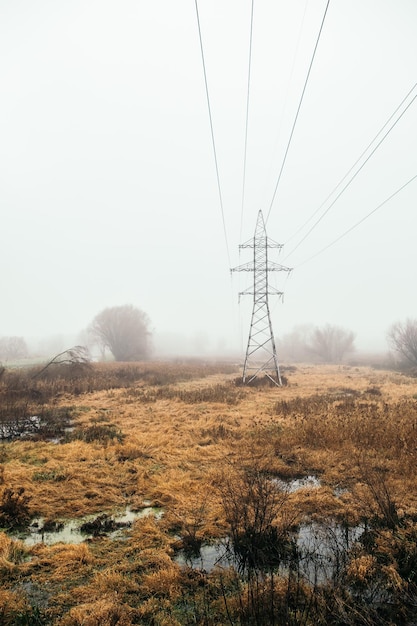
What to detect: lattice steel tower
<box><xmin>231</xmin><ymin>210</ymin><xmax>291</xmax><ymax>386</ymax></box>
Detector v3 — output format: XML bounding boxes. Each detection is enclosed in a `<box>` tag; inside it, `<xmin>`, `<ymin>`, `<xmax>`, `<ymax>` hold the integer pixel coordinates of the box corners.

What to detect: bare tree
<box><xmin>89</xmin><ymin>304</ymin><xmax>151</xmax><ymax>362</ymax></box>
<box><xmin>387</xmin><ymin>318</ymin><xmax>417</xmax><ymax>367</ymax></box>
<box><xmin>32</xmin><ymin>345</ymin><xmax>91</xmax><ymax>378</ymax></box>
<box><xmin>308</xmin><ymin>324</ymin><xmax>355</xmax><ymax>363</ymax></box>
<box><xmin>0</xmin><ymin>337</ymin><xmax>28</xmax><ymax>362</ymax></box>
<box><xmin>277</xmin><ymin>325</ymin><xmax>314</xmax><ymax>362</ymax></box>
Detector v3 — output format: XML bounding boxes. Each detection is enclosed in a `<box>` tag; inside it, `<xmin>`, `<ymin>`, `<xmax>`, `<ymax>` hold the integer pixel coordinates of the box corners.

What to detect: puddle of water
<box><xmin>273</xmin><ymin>475</ymin><xmax>321</xmax><ymax>493</ymax></box>
<box><xmin>175</xmin><ymin>475</ymin><xmax>362</xmax><ymax>582</ymax></box>
<box><xmin>50</xmin><ymin>427</ymin><xmax>74</xmax><ymax>445</ymax></box>
<box><xmin>0</xmin><ymin>416</ymin><xmax>41</xmax><ymax>440</ymax></box>
<box><xmin>277</xmin><ymin>474</ymin><xmax>351</xmax><ymax>500</ymax></box>
<box><xmin>114</xmin><ymin>507</ymin><xmax>163</xmax><ymax>525</ymax></box>
<box><xmin>297</xmin><ymin>521</ymin><xmax>364</xmax><ymax>584</ymax></box>
<box><xmin>175</xmin><ymin>520</ymin><xmax>364</xmax><ymax>584</ymax></box>
<box><xmin>287</xmin><ymin>475</ymin><xmax>321</xmax><ymax>492</ymax></box>
<box><xmin>0</xmin><ymin>416</ymin><xmax>74</xmax><ymax>443</ymax></box>
<box><xmin>175</xmin><ymin>541</ymin><xmax>232</xmax><ymax>571</ymax></box>
<box><xmin>17</xmin><ymin>507</ymin><xmax>162</xmax><ymax>546</ymax></box>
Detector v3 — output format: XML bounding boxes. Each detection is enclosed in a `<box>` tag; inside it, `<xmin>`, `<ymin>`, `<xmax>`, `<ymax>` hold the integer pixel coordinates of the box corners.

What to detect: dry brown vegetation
<box><xmin>1</xmin><ymin>361</ymin><xmax>417</xmax><ymax>623</ymax></box>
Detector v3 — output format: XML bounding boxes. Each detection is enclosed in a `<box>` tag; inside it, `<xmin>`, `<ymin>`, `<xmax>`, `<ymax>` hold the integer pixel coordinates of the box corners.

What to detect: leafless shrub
<box><xmin>0</xmin><ymin>488</ymin><xmax>31</xmax><ymax>529</ymax></box>
<box><xmin>358</xmin><ymin>459</ymin><xmax>400</xmax><ymax>530</ymax></box>
<box><xmin>387</xmin><ymin>318</ymin><xmax>417</xmax><ymax>367</ymax></box>
<box><xmin>219</xmin><ymin>463</ymin><xmax>295</xmax><ymax>571</ymax></box>
<box><xmin>32</xmin><ymin>345</ymin><xmax>91</xmax><ymax>379</ymax></box>
<box><xmin>308</xmin><ymin>324</ymin><xmax>356</xmax><ymax>363</ymax></box>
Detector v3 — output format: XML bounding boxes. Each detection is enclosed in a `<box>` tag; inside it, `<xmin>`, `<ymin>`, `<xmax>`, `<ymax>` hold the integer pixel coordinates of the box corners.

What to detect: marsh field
<box><xmin>1</xmin><ymin>360</ymin><xmax>417</xmax><ymax>625</ymax></box>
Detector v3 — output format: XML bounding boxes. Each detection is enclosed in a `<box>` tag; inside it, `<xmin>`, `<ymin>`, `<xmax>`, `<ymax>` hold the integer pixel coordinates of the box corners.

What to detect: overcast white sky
<box><xmin>1</xmin><ymin>0</ymin><xmax>416</xmax><ymax>356</ymax></box>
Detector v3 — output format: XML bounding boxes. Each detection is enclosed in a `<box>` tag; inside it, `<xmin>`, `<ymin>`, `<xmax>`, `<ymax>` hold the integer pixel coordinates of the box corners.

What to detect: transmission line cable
<box><xmin>295</xmin><ymin>173</ymin><xmax>417</xmax><ymax>268</ymax></box>
<box><xmin>239</xmin><ymin>0</ymin><xmax>255</xmax><ymax>243</ymax></box>
<box><xmin>259</xmin><ymin>0</ymin><xmax>308</xmax><ymax>211</ymax></box>
<box><xmin>266</xmin><ymin>0</ymin><xmax>331</xmax><ymax>223</ymax></box>
<box><xmin>194</xmin><ymin>0</ymin><xmax>231</xmax><ymax>266</ymax></box>
<box><xmin>284</xmin><ymin>88</ymin><xmax>417</xmax><ymax>261</ymax></box>
<box><xmin>285</xmin><ymin>81</ymin><xmax>417</xmax><ymax>246</ymax></box>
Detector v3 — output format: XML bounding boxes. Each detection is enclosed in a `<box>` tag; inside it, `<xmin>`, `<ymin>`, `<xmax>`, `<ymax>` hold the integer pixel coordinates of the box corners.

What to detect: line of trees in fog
<box><xmin>277</xmin><ymin>319</ymin><xmax>417</xmax><ymax>367</ymax></box>
<box><xmin>0</xmin><ymin>304</ymin><xmax>152</xmax><ymax>365</ymax></box>
<box><xmin>3</xmin><ymin>311</ymin><xmax>417</xmax><ymax>369</ymax></box>
<box><xmin>0</xmin><ymin>336</ymin><xmax>28</xmax><ymax>362</ymax></box>
<box><xmin>277</xmin><ymin>324</ymin><xmax>356</xmax><ymax>364</ymax></box>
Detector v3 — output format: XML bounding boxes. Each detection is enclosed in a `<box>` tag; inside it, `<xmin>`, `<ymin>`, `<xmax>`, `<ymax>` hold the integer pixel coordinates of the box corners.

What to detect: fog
<box><xmin>1</xmin><ymin>1</ymin><xmax>416</xmax><ymax>358</ymax></box>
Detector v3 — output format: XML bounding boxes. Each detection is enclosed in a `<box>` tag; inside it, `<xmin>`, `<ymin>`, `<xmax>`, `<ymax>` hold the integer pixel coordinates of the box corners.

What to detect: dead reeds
<box><xmin>0</xmin><ymin>362</ymin><xmax>416</xmax><ymax>623</ymax></box>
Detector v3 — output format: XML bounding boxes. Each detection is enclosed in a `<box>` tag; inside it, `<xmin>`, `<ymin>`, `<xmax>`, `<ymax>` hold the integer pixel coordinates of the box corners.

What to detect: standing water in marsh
<box><xmin>15</xmin><ymin>507</ymin><xmax>163</xmax><ymax>546</ymax></box>
<box><xmin>175</xmin><ymin>474</ymin><xmax>363</xmax><ymax>584</ymax></box>
<box><xmin>175</xmin><ymin>520</ymin><xmax>364</xmax><ymax>584</ymax></box>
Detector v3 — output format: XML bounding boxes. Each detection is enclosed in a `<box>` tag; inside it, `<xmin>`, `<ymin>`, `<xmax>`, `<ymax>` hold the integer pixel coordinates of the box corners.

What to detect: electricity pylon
<box><xmin>231</xmin><ymin>210</ymin><xmax>291</xmax><ymax>386</ymax></box>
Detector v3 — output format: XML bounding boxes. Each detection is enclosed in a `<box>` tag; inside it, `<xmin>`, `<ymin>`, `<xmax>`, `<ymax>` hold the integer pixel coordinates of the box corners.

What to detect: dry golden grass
<box><xmin>59</xmin><ymin>598</ymin><xmax>136</xmax><ymax>626</ymax></box>
<box><xmin>0</xmin><ymin>589</ymin><xmax>28</xmax><ymax>625</ymax></box>
<box><xmin>1</xmin><ymin>361</ymin><xmax>417</xmax><ymax>622</ymax></box>
<box><xmin>0</xmin><ymin>532</ymin><xmax>27</xmax><ymax>574</ymax></box>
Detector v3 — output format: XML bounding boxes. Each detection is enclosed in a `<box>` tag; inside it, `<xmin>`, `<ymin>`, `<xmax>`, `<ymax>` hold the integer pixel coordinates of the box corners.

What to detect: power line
<box><xmin>266</xmin><ymin>0</ymin><xmax>331</xmax><ymax>223</ymax></box>
<box><xmin>285</xmin><ymin>81</ymin><xmax>417</xmax><ymax>247</ymax></box>
<box><xmin>283</xmin><ymin>87</ymin><xmax>417</xmax><ymax>261</ymax></box>
<box><xmin>259</xmin><ymin>0</ymin><xmax>309</xmax><ymax>212</ymax></box>
<box><xmin>295</xmin><ymin>173</ymin><xmax>417</xmax><ymax>268</ymax></box>
<box><xmin>194</xmin><ymin>0</ymin><xmax>231</xmax><ymax>266</ymax></box>
<box><xmin>239</xmin><ymin>0</ymin><xmax>254</xmax><ymax>243</ymax></box>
